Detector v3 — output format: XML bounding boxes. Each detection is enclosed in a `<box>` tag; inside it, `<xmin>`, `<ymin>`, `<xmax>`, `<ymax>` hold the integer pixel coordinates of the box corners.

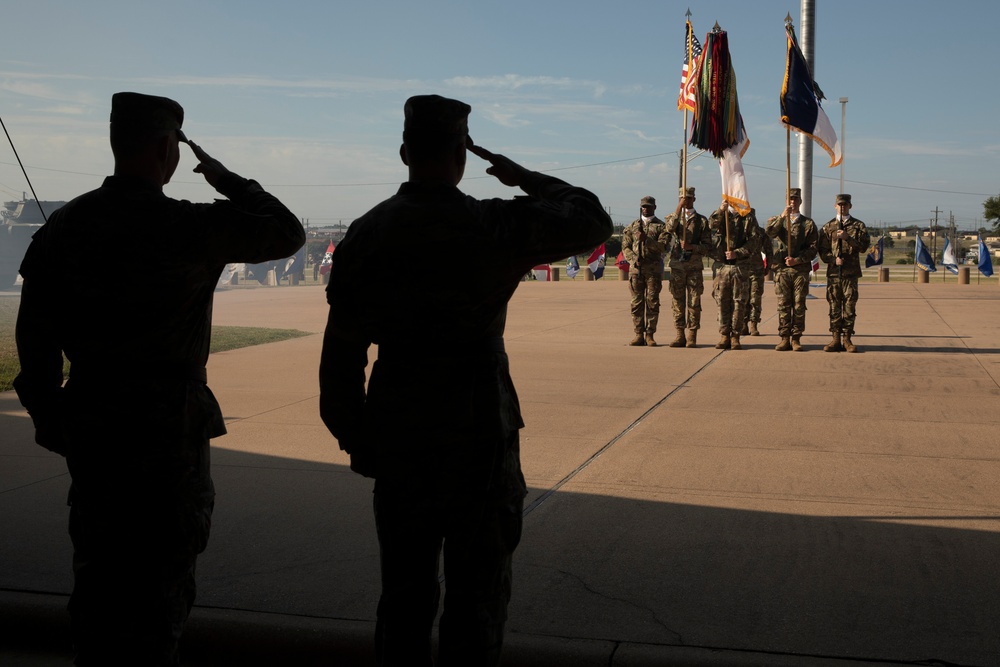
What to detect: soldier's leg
<box><xmin>688</xmin><ymin>268</ymin><xmax>704</xmax><ymax>330</ymax></box>
<box><xmin>374</xmin><ymin>491</ymin><xmax>442</xmax><ymax>667</ymax></box>
<box><xmin>826</xmin><ymin>278</ymin><xmax>844</xmax><ymax>332</ymax></box>
<box><xmin>668</xmin><ymin>269</ymin><xmax>687</xmax><ymax>330</ymax></box>
<box><xmin>842</xmin><ymin>278</ymin><xmax>861</xmax><ymax>352</ymax></box>
<box><xmin>67</xmin><ymin>435</ymin><xmax>214</xmax><ymax>667</ymax></box>
<box><xmin>731</xmin><ymin>267</ymin><xmax>749</xmax><ymax>335</ymax></box>
<box><xmin>791</xmin><ymin>272</ymin><xmax>810</xmax><ymax>337</ymax></box>
<box><xmin>439</xmin><ymin>430</ymin><xmax>524</xmax><ymax>667</ymax></box>
<box><xmin>842</xmin><ymin>277</ymin><xmax>860</xmax><ymax>334</ymax></box>
<box><xmin>774</xmin><ymin>271</ymin><xmax>792</xmax><ymax>337</ymax></box>
<box><xmin>824</xmin><ymin>278</ymin><xmax>844</xmax><ymax>351</ymax></box>
<box><xmin>645</xmin><ymin>272</ymin><xmax>663</xmax><ymax>334</ymax></box>
<box><xmin>754</xmin><ymin>272</ymin><xmax>765</xmax><ymax>333</ymax></box>
<box><xmin>715</xmin><ymin>268</ymin><xmax>733</xmax><ymax>335</ymax></box>
<box><xmin>628</xmin><ymin>274</ymin><xmax>646</xmax><ymax>335</ymax></box>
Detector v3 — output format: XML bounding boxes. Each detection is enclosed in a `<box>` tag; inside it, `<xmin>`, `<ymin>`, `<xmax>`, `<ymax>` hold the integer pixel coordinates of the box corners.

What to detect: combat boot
<box><xmin>715</xmin><ymin>335</ymin><xmax>731</xmax><ymax>350</ymax></box>
<box><xmin>669</xmin><ymin>328</ymin><xmax>686</xmax><ymax>348</ymax></box>
<box><xmin>823</xmin><ymin>333</ymin><xmax>842</xmax><ymax>352</ymax></box>
<box><xmin>775</xmin><ymin>336</ymin><xmax>791</xmax><ymax>351</ymax></box>
<box><xmin>741</xmin><ymin>322</ymin><xmax>750</xmax><ymax>336</ymax></box>
<box><xmin>685</xmin><ymin>329</ymin><xmax>698</xmax><ymax>348</ymax></box>
<box><xmin>645</xmin><ymin>332</ymin><xmax>658</xmax><ymax>347</ymax></box>
<box><xmin>630</xmin><ymin>332</ymin><xmax>646</xmax><ymax>346</ymax></box>
<box><xmin>791</xmin><ymin>336</ymin><xmax>803</xmax><ymax>352</ymax></box>
<box><xmin>730</xmin><ymin>334</ymin><xmax>742</xmax><ymax>350</ymax></box>
<box><xmin>749</xmin><ymin>321</ymin><xmax>760</xmax><ymax>336</ymax></box>
<box><xmin>843</xmin><ymin>333</ymin><xmax>857</xmax><ymax>353</ymax></box>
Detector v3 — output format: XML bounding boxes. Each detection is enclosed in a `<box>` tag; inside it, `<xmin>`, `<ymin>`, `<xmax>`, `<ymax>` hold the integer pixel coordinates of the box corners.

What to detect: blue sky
<box><xmin>2</xmin><ymin>0</ymin><xmax>998</xmax><ymax>232</ymax></box>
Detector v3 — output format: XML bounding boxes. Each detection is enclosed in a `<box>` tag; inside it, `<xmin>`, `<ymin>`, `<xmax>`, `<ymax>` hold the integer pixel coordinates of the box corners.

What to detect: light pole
<box><xmin>839</xmin><ymin>97</ymin><xmax>848</xmax><ymax>193</ymax></box>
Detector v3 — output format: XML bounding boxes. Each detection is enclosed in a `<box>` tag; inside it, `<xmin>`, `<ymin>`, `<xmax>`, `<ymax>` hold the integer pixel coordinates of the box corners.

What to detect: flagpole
<box><xmin>786</xmin><ymin>126</ymin><xmax>792</xmax><ymax>259</ymax></box>
<box><xmin>681</xmin><ymin>10</ymin><xmax>693</xmax><ymax>246</ymax></box>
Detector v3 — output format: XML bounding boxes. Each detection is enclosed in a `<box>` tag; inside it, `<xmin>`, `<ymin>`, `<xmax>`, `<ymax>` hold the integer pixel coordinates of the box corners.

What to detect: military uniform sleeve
<box><xmin>621</xmin><ymin>224</ymin><xmax>636</xmax><ymax>265</ymax></box>
<box><xmin>13</xmin><ymin>230</ymin><xmax>69</xmax><ymax>454</ymax></box>
<box><xmin>817</xmin><ymin>223</ymin><xmax>835</xmax><ymax>263</ymax></box>
<box><xmin>197</xmin><ymin>173</ymin><xmax>306</xmax><ymax>264</ymax></box>
<box><xmin>796</xmin><ymin>220</ymin><xmax>819</xmax><ymax>265</ymax></box>
<box><xmin>845</xmin><ymin>221</ymin><xmax>870</xmax><ymax>255</ymax></box>
<box><xmin>691</xmin><ymin>216</ymin><xmax>712</xmax><ymax>255</ymax></box>
<box><xmin>493</xmin><ymin>172</ymin><xmax>613</xmax><ymax>266</ymax></box>
<box><xmin>765</xmin><ymin>215</ymin><xmax>786</xmax><ymax>239</ymax></box>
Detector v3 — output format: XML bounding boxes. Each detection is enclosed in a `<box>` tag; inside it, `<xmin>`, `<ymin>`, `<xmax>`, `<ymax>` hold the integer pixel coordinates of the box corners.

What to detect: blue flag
<box><xmin>566</xmin><ymin>255</ymin><xmax>580</xmax><ymax>279</ymax></box>
<box><xmin>978</xmin><ymin>236</ymin><xmax>994</xmax><ymax>277</ymax></box>
<box><xmin>865</xmin><ymin>236</ymin><xmax>884</xmax><ymax>268</ymax></box>
<box><xmin>915</xmin><ymin>234</ymin><xmax>936</xmax><ymax>272</ymax></box>
<box><xmin>781</xmin><ymin>23</ymin><xmax>842</xmax><ymax>167</ymax></box>
<box><xmin>941</xmin><ymin>237</ymin><xmax>959</xmax><ymax>275</ymax></box>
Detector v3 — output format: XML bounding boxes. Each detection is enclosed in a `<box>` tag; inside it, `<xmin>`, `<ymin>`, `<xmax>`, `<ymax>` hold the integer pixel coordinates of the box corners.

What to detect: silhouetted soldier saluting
<box><xmin>14</xmin><ymin>92</ymin><xmax>304</xmax><ymax>666</ymax></box>
<box><xmin>319</xmin><ymin>94</ymin><xmax>612</xmax><ymax>666</ymax></box>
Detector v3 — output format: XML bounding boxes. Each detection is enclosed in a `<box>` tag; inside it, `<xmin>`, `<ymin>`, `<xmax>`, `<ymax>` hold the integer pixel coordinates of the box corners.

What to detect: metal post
<box><xmin>798</xmin><ymin>0</ymin><xmax>816</xmax><ymax>218</ymax></box>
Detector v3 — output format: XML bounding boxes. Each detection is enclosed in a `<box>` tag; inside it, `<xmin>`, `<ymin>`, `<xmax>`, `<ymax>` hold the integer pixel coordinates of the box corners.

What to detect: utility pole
<box><xmin>931</xmin><ymin>207</ymin><xmax>941</xmax><ymax>259</ymax></box>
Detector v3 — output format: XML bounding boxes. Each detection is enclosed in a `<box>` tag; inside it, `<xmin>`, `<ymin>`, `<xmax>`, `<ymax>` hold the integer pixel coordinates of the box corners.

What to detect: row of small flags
<box><xmin>913</xmin><ymin>235</ymin><xmax>994</xmax><ymax>277</ymax></box>
<box><xmin>545</xmin><ymin>244</ymin><xmax>607</xmax><ymax>281</ymax></box>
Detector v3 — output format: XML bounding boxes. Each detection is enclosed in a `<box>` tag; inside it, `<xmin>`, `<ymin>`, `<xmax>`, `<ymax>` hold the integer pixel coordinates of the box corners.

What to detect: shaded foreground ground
<box><xmin>1</xmin><ymin>279</ymin><xmax>999</xmax><ymax>666</ymax></box>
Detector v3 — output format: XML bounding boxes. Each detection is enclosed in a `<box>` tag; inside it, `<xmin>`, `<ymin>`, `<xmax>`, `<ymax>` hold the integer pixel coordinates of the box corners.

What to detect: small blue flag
<box><xmin>915</xmin><ymin>234</ymin><xmax>936</xmax><ymax>273</ymax></box>
<box><xmin>941</xmin><ymin>237</ymin><xmax>959</xmax><ymax>275</ymax></box>
<box><xmin>864</xmin><ymin>236</ymin><xmax>884</xmax><ymax>268</ymax></box>
<box><xmin>566</xmin><ymin>255</ymin><xmax>580</xmax><ymax>279</ymax></box>
<box><xmin>978</xmin><ymin>236</ymin><xmax>994</xmax><ymax>277</ymax></box>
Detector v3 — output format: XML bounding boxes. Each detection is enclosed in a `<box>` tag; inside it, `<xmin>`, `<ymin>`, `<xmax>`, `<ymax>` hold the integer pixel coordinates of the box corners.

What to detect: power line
<box><xmin>3</xmin><ymin>151</ymin><xmax>994</xmax><ymax>199</ymax></box>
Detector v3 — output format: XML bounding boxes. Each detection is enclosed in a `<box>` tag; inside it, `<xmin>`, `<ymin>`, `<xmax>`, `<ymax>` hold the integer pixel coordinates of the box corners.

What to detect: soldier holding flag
<box><xmin>766</xmin><ymin>188</ymin><xmax>818</xmax><ymax>351</ymax></box>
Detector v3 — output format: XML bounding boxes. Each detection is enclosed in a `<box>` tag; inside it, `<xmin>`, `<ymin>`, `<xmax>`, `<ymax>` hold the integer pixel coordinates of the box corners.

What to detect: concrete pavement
<box><xmin>2</xmin><ymin>278</ymin><xmax>999</xmax><ymax>666</ymax></box>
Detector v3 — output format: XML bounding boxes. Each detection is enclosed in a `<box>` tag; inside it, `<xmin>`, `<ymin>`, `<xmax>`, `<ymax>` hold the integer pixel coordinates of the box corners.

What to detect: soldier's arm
<box><xmin>621</xmin><ymin>226</ymin><xmax>636</xmax><ymax>264</ymax></box>
<box><xmin>13</xmin><ymin>270</ymin><xmax>68</xmax><ymax>455</ymax></box>
<box><xmin>797</xmin><ymin>222</ymin><xmax>819</xmax><ymax>265</ymax></box>
<box><xmin>844</xmin><ymin>223</ymin><xmax>870</xmax><ymax>254</ymax></box>
<box><xmin>817</xmin><ymin>225</ymin><xmax>836</xmax><ymax>263</ymax></box>
<box><xmin>765</xmin><ymin>215</ymin><xmax>785</xmax><ymax>239</ymax></box>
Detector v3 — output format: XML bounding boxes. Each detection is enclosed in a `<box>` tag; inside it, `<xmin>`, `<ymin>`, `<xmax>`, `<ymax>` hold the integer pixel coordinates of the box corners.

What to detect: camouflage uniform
<box><xmin>621</xmin><ymin>200</ymin><xmax>670</xmax><ymax>344</ymax></box>
<box><xmin>817</xmin><ymin>199</ymin><xmax>870</xmax><ymax>350</ymax></box>
<box><xmin>663</xmin><ymin>201</ymin><xmax>710</xmax><ymax>344</ymax></box>
<box><xmin>13</xmin><ymin>93</ymin><xmax>305</xmax><ymax>666</ymax></box>
<box><xmin>742</xmin><ymin>234</ymin><xmax>768</xmax><ymax>335</ymax></box>
<box><xmin>320</xmin><ymin>95</ymin><xmax>613</xmax><ymax>667</ymax></box>
<box><xmin>766</xmin><ymin>210</ymin><xmax>818</xmax><ymax>345</ymax></box>
<box><xmin>708</xmin><ymin>207</ymin><xmax>760</xmax><ymax>349</ymax></box>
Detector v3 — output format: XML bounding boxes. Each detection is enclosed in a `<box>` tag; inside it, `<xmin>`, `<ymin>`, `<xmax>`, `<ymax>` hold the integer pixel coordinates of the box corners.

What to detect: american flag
<box><xmin>677</xmin><ymin>21</ymin><xmax>703</xmax><ymax>112</ymax></box>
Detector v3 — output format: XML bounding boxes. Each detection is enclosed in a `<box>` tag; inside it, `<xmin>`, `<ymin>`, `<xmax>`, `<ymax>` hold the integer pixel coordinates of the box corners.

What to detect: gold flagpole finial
<box><xmin>712</xmin><ymin>21</ymin><xmax>722</xmax><ymax>33</ymax></box>
<box><xmin>784</xmin><ymin>13</ymin><xmax>793</xmax><ymax>27</ymax></box>
<box><xmin>686</xmin><ymin>7</ymin><xmax>692</xmax><ymax>19</ymax></box>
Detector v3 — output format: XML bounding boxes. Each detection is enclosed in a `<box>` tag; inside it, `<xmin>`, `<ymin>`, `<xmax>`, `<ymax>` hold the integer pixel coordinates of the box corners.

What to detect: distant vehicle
<box><xmin>1</xmin><ymin>196</ymin><xmax>65</xmax><ymax>287</ymax></box>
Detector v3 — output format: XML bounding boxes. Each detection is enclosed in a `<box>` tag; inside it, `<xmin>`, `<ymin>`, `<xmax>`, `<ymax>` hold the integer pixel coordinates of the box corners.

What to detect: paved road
<box><xmin>2</xmin><ymin>279</ymin><xmax>998</xmax><ymax>666</ymax></box>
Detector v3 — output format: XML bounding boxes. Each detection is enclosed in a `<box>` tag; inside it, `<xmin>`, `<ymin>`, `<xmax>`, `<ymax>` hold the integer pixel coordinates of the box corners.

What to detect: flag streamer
<box><xmin>690</xmin><ymin>27</ymin><xmax>744</xmax><ymax>158</ymax></box>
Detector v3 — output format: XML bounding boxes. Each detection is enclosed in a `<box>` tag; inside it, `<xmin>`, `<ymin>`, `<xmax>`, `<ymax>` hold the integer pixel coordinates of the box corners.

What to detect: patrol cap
<box><xmin>678</xmin><ymin>187</ymin><xmax>695</xmax><ymax>198</ymax></box>
<box><xmin>788</xmin><ymin>187</ymin><xmax>802</xmax><ymax>199</ymax></box>
<box><xmin>110</xmin><ymin>92</ymin><xmax>183</xmax><ymax>132</ymax></box>
<box><xmin>403</xmin><ymin>95</ymin><xmax>471</xmax><ymax>141</ymax></box>
<box><xmin>640</xmin><ymin>195</ymin><xmax>657</xmax><ymax>207</ymax></box>
<box><xmin>836</xmin><ymin>193</ymin><xmax>852</xmax><ymax>204</ymax></box>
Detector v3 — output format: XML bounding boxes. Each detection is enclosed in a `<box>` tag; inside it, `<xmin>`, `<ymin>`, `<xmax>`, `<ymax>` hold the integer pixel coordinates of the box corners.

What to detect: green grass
<box><xmin>0</xmin><ymin>297</ymin><xmax>311</xmax><ymax>393</ymax></box>
<box><xmin>210</xmin><ymin>326</ymin><xmax>312</xmax><ymax>353</ymax></box>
